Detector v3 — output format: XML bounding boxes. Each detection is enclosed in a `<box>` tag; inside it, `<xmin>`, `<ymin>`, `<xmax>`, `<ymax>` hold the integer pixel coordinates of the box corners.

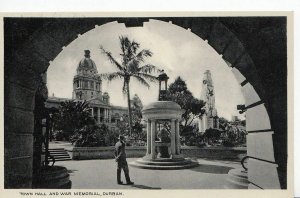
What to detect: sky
<box><xmin>47</xmin><ymin>19</ymin><xmax>245</xmax><ymax>120</ymax></box>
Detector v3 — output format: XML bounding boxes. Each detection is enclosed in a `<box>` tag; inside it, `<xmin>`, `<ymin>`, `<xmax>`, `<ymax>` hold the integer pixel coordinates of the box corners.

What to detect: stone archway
<box><xmin>4</xmin><ymin>16</ymin><xmax>287</xmax><ymax>189</ymax></box>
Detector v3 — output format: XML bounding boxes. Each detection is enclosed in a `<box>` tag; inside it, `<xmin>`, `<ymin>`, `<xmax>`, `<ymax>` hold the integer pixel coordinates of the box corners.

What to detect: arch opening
<box><xmin>4</xmin><ymin>16</ymin><xmax>287</xmax><ymax>189</ymax></box>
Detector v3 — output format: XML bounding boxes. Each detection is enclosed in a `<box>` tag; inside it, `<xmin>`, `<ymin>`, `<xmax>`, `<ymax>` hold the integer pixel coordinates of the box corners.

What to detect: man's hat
<box><xmin>118</xmin><ymin>135</ymin><xmax>125</xmax><ymax>140</ymax></box>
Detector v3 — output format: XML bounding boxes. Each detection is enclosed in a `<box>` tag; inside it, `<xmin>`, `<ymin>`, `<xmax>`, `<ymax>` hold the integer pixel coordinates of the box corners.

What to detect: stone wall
<box><xmin>68</xmin><ymin>146</ymin><xmax>147</xmax><ymax>160</ymax></box>
<box><xmin>67</xmin><ymin>146</ymin><xmax>246</xmax><ymax>161</ymax></box>
<box><xmin>181</xmin><ymin>146</ymin><xmax>246</xmax><ymax>161</ymax></box>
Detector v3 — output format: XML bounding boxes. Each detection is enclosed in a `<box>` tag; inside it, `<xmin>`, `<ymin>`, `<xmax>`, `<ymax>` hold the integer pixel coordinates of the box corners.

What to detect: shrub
<box><xmin>196</xmin><ymin>141</ymin><xmax>206</xmax><ymax>148</ymax></box>
<box><xmin>222</xmin><ymin>139</ymin><xmax>235</xmax><ymax>147</ymax></box>
<box><xmin>104</xmin><ymin>127</ymin><xmax>119</xmax><ymax>146</ymax></box>
<box><xmin>71</xmin><ymin>125</ymin><xmax>106</xmax><ymax>147</ymax></box>
<box><xmin>53</xmin><ymin>130</ymin><xmax>69</xmax><ymax>141</ymax></box>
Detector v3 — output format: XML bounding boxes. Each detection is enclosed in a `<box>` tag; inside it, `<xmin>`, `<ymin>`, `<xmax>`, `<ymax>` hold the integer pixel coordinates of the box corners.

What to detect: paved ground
<box><xmin>56</xmin><ymin>158</ymin><xmax>241</xmax><ymax>189</ymax></box>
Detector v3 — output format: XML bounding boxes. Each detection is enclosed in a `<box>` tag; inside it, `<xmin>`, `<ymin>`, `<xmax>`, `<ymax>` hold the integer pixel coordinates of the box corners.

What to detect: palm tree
<box><xmin>100</xmin><ymin>36</ymin><xmax>160</xmax><ymax>136</ymax></box>
<box><xmin>52</xmin><ymin>100</ymin><xmax>95</xmax><ymax>139</ymax></box>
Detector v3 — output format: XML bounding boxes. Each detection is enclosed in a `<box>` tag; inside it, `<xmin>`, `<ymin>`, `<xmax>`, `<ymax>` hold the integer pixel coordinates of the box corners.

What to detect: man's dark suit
<box><xmin>115</xmin><ymin>140</ymin><xmax>132</xmax><ymax>184</ymax></box>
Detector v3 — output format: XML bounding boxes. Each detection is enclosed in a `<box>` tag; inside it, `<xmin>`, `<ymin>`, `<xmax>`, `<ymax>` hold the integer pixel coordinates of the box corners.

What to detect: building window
<box><xmin>84</xmin><ymin>81</ymin><xmax>88</xmax><ymax>88</ymax></box>
<box><xmin>77</xmin><ymin>91</ymin><xmax>82</xmax><ymax>100</ymax></box>
<box><xmin>76</xmin><ymin>81</ymin><xmax>80</xmax><ymax>88</ymax></box>
<box><xmin>90</xmin><ymin>81</ymin><xmax>94</xmax><ymax>89</ymax></box>
<box><xmin>96</xmin><ymin>83</ymin><xmax>99</xmax><ymax>91</ymax></box>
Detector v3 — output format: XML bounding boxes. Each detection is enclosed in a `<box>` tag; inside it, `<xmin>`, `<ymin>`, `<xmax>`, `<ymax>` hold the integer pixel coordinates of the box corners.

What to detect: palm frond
<box><xmin>119</xmin><ymin>36</ymin><xmax>141</xmax><ymax>64</ymax></box>
<box><xmin>138</xmin><ymin>64</ymin><xmax>161</xmax><ymax>74</ymax></box>
<box><xmin>135</xmin><ymin>49</ymin><xmax>153</xmax><ymax>63</ymax></box>
<box><xmin>127</xmin><ymin>60</ymin><xmax>140</xmax><ymax>73</ymax></box>
<box><xmin>119</xmin><ymin>36</ymin><xmax>130</xmax><ymax>57</ymax></box>
<box><xmin>133</xmin><ymin>75</ymin><xmax>150</xmax><ymax>88</ymax></box>
<box><xmin>131</xmin><ymin>41</ymin><xmax>140</xmax><ymax>55</ymax></box>
<box><xmin>99</xmin><ymin>72</ymin><xmax>124</xmax><ymax>81</ymax></box>
<box><xmin>99</xmin><ymin>45</ymin><xmax>124</xmax><ymax>71</ymax></box>
<box><xmin>135</xmin><ymin>72</ymin><xmax>158</xmax><ymax>83</ymax></box>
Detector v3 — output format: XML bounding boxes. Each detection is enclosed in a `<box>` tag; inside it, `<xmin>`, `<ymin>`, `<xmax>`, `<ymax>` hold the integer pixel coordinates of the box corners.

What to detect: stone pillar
<box><xmin>103</xmin><ymin>108</ymin><xmax>105</xmax><ymax>122</ymax></box>
<box><xmin>91</xmin><ymin>107</ymin><xmax>94</xmax><ymax>117</ymax></box>
<box><xmin>107</xmin><ymin>109</ymin><xmax>109</xmax><ymax>122</ymax></box>
<box><xmin>106</xmin><ymin>109</ymin><xmax>109</xmax><ymax>122</ymax></box>
<box><xmin>170</xmin><ymin>119</ymin><xmax>176</xmax><ymax>156</ymax></box>
<box><xmin>103</xmin><ymin>109</ymin><xmax>106</xmax><ymax>122</ymax></box>
<box><xmin>97</xmin><ymin>108</ymin><xmax>100</xmax><ymax>123</ymax></box>
<box><xmin>107</xmin><ymin>109</ymin><xmax>109</xmax><ymax>123</ymax></box>
<box><xmin>147</xmin><ymin>119</ymin><xmax>151</xmax><ymax>154</ymax></box>
<box><xmin>108</xmin><ymin>109</ymin><xmax>111</xmax><ymax>123</ymax></box>
<box><xmin>202</xmin><ymin>114</ymin><xmax>208</xmax><ymax>132</ymax></box>
<box><xmin>151</xmin><ymin>120</ymin><xmax>156</xmax><ymax>159</ymax></box>
<box><xmin>176</xmin><ymin>119</ymin><xmax>180</xmax><ymax>154</ymax></box>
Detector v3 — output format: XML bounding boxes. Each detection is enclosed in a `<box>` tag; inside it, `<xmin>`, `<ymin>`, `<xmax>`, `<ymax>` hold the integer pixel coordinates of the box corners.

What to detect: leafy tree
<box><xmin>115</xmin><ymin>114</ymin><xmax>130</xmax><ymax>136</ymax></box>
<box><xmin>218</xmin><ymin>117</ymin><xmax>230</xmax><ymax>130</ymax></box>
<box><xmin>184</xmin><ymin>132</ymin><xmax>204</xmax><ymax>147</ymax></box>
<box><xmin>131</xmin><ymin>94</ymin><xmax>143</xmax><ymax>123</ymax></box>
<box><xmin>100</xmin><ymin>36</ymin><xmax>160</xmax><ymax>136</ymax></box>
<box><xmin>131</xmin><ymin>94</ymin><xmax>145</xmax><ymax>140</ymax></box>
<box><xmin>112</xmin><ymin>94</ymin><xmax>145</xmax><ymax>141</ymax></box>
<box><xmin>52</xmin><ymin>100</ymin><xmax>95</xmax><ymax>140</ymax></box>
<box><xmin>240</xmin><ymin>119</ymin><xmax>246</xmax><ymax>127</ymax></box>
<box><xmin>166</xmin><ymin>76</ymin><xmax>206</xmax><ymax>134</ymax></box>
<box><xmin>104</xmin><ymin>126</ymin><xmax>120</xmax><ymax>146</ymax></box>
<box><xmin>203</xmin><ymin>128</ymin><xmax>222</xmax><ymax>144</ymax></box>
<box><xmin>218</xmin><ymin>117</ymin><xmax>247</xmax><ymax>146</ymax></box>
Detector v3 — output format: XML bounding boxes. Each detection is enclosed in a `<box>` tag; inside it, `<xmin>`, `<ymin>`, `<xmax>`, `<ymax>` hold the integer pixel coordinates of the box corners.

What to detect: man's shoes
<box><xmin>117</xmin><ymin>181</ymin><xmax>123</xmax><ymax>185</ymax></box>
<box><xmin>126</xmin><ymin>181</ymin><xmax>134</xmax><ymax>185</ymax></box>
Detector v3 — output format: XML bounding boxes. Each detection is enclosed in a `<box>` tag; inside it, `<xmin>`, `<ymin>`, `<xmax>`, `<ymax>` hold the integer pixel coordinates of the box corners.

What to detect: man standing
<box><xmin>115</xmin><ymin>135</ymin><xmax>134</xmax><ymax>185</ymax></box>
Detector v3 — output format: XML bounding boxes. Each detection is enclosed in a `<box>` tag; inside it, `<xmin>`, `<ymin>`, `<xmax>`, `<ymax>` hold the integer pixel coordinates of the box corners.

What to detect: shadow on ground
<box><xmin>191</xmin><ymin>164</ymin><xmax>233</xmax><ymax>174</ymax></box>
<box><xmin>131</xmin><ymin>184</ymin><xmax>161</xmax><ymax>189</ymax></box>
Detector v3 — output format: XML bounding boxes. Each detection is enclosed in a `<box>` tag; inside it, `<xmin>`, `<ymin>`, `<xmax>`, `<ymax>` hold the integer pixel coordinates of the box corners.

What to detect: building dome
<box><xmin>143</xmin><ymin>101</ymin><xmax>181</xmax><ymax>111</ymax></box>
<box><xmin>77</xmin><ymin>50</ymin><xmax>98</xmax><ymax>73</ymax></box>
<box><xmin>142</xmin><ymin>101</ymin><xmax>183</xmax><ymax>120</ymax></box>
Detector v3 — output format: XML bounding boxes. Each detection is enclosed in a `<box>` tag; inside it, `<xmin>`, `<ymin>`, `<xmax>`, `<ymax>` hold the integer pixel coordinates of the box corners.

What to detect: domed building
<box><xmin>46</xmin><ymin>50</ymin><xmax>128</xmax><ymax>129</ymax></box>
<box><xmin>73</xmin><ymin>50</ymin><xmax>102</xmax><ymax>101</ymax></box>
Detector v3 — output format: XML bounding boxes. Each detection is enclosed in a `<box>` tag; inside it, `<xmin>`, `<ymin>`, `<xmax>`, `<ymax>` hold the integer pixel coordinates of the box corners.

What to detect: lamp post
<box><xmin>157</xmin><ymin>70</ymin><xmax>169</xmax><ymax>101</ymax></box>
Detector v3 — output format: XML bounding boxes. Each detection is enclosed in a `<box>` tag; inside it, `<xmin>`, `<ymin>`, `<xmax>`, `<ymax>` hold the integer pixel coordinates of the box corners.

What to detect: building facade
<box><xmin>46</xmin><ymin>50</ymin><xmax>128</xmax><ymax>129</ymax></box>
<box><xmin>198</xmin><ymin>70</ymin><xmax>219</xmax><ymax>132</ymax></box>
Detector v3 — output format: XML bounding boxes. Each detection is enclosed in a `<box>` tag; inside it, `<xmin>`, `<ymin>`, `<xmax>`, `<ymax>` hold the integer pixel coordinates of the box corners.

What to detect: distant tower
<box><xmin>199</xmin><ymin>70</ymin><xmax>219</xmax><ymax>132</ymax></box>
<box><xmin>72</xmin><ymin>50</ymin><xmax>102</xmax><ymax>100</ymax></box>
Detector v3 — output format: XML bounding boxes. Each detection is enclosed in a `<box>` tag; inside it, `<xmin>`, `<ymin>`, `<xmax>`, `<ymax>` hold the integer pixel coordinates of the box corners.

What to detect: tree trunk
<box><xmin>126</xmin><ymin>80</ymin><xmax>133</xmax><ymax>137</ymax></box>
